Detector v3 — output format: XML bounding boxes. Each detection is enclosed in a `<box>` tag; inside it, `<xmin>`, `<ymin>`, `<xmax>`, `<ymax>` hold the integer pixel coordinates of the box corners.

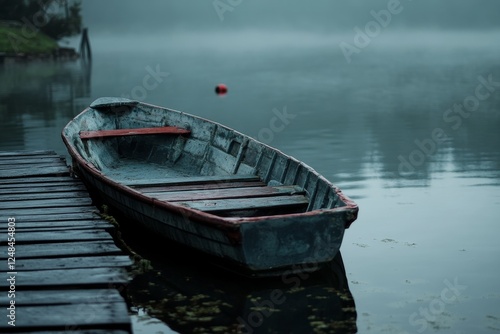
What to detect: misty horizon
<box><xmin>81</xmin><ymin>0</ymin><xmax>500</xmax><ymax>34</ymax></box>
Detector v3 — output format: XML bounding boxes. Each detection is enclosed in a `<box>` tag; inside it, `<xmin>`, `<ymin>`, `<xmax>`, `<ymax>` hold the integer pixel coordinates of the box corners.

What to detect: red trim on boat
<box><xmin>79</xmin><ymin>126</ymin><xmax>190</xmax><ymax>139</ymax></box>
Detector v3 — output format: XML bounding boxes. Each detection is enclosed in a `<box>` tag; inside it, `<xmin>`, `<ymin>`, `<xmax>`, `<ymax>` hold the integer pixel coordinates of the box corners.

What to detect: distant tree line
<box><xmin>0</xmin><ymin>0</ymin><xmax>82</xmax><ymax>40</ymax></box>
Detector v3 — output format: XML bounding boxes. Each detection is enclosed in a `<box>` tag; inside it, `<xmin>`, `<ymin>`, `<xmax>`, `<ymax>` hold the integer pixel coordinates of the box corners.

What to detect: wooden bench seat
<box><xmin>123</xmin><ymin>175</ymin><xmax>261</xmax><ymax>188</ymax></box>
<box><xmin>79</xmin><ymin>126</ymin><xmax>190</xmax><ymax>139</ymax></box>
<box><xmin>137</xmin><ymin>180</ymin><xmax>266</xmax><ymax>193</ymax></box>
<box><xmin>150</xmin><ymin>185</ymin><xmax>304</xmax><ymax>202</ymax></box>
<box><xmin>177</xmin><ymin>195</ymin><xmax>309</xmax><ymax>215</ymax></box>
<box><xmin>121</xmin><ymin>174</ymin><xmax>309</xmax><ymax>217</ymax></box>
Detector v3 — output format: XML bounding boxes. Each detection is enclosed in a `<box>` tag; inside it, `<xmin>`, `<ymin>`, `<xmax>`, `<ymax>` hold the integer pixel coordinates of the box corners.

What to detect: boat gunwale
<box><xmin>61</xmin><ymin>102</ymin><xmax>359</xmax><ymax>230</ymax></box>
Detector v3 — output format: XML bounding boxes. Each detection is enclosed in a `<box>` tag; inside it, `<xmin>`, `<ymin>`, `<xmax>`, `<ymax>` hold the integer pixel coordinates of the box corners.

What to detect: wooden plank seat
<box><xmin>79</xmin><ymin>126</ymin><xmax>190</xmax><ymax>139</ymax></box>
<box><xmin>125</xmin><ymin>174</ymin><xmax>309</xmax><ymax>217</ymax></box>
<box><xmin>137</xmin><ymin>180</ymin><xmax>267</xmax><ymax>193</ymax></box>
<box><xmin>150</xmin><ymin>185</ymin><xmax>305</xmax><ymax>202</ymax></box>
<box><xmin>123</xmin><ymin>175</ymin><xmax>262</xmax><ymax>188</ymax></box>
<box><xmin>177</xmin><ymin>195</ymin><xmax>309</xmax><ymax>216</ymax></box>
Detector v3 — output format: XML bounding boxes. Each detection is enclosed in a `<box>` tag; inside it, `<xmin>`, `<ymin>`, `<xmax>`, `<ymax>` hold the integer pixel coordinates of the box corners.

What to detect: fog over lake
<box><xmin>1</xmin><ymin>1</ymin><xmax>499</xmax><ymax>333</ymax></box>
<box><xmin>82</xmin><ymin>0</ymin><xmax>500</xmax><ymax>32</ymax></box>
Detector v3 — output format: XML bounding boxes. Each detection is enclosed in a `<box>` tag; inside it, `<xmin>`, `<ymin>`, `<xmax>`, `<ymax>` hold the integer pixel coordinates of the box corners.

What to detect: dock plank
<box><xmin>0</xmin><ymin>191</ymin><xmax>91</xmax><ymax>202</ymax></box>
<box><xmin>0</xmin><ymin>219</ymin><xmax>111</xmax><ymax>231</ymax></box>
<box><xmin>0</xmin><ymin>225</ymin><xmax>111</xmax><ymax>234</ymax></box>
<box><xmin>15</xmin><ymin>331</ymin><xmax>129</xmax><ymax>334</ymax></box>
<box><xmin>0</xmin><ymin>267</ymin><xmax>130</xmax><ymax>288</ymax></box>
<box><xmin>0</xmin><ymin>255</ymin><xmax>132</xmax><ymax>272</ymax></box>
<box><xmin>0</xmin><ymin>184</ymin><xmax>87</xmax><ymax>195</ymax></box>
<box><xmin>0</xmin><ymin>161</ymin><xmax>68</xmax><ymax>170</ymax></box>
<box><xmin>0</xmin><ymin>205</ymin><xmax>97</xmax><ymax>216</ymax></box>
<box><xmin>0</xmin><ymin>302</ymin><xmax>130</xmax><ymax>331</ymax></box>
<box><xmin>0</xmin><ymin>150</ymin><xmax>57</xmax><ymax>157</ymax></box>
<box><xmin>0</xmin><ymin>181</ymin><xmax>80</xmax><ymax>190</ymax></box>
<box><xmin>0</xmin><ymin>241</ymin><xmax>124</xmax><ymax>259</ymax></box>
<box><xmin>0</xmin><ymin>156</ymin><xmax>67</xmax><ymax>165</ymax></box>
<box><xmin>0</xmin><ymin>289</ymin><xmax>125</xmax><ymax>306</ymax></box>
<box><xmin>0</xmin><ymin>176</ymin><xmax>78</xmax><ymax>185</ymax></box>
<box><xmin>0</xmin><ymin>150</ymin><xmax>132</xmax><ymax>333</ymax></box>
<box><xmin>0</xmin><ymin>165</ymin><xmax>70</xmax><ymax>178</ymax></box>
<box><xmin>0</xmin><ymin>229</ymin><xmax>115</xmax><ymax>244</ymax></box>
<box><xmin>1</xmin><ymin>212</ymin><xmax>101</xmax><ymax>222</ymax></box>
<box><xmin>0</xmin><ymin>197</ymin><xmax>93</xmax><ymax>209</ymax></box>
<box><xmin>0</xmin><ymin>190</ymin><xmax>89</xmax><ymax>202</ymax></box>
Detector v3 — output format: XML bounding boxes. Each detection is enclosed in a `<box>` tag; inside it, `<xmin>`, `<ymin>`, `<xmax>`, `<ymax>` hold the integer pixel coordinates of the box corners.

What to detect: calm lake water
<box><xmin>1</xmin><ymin>30</ymin><xmax>500</xmax><ymax>333</ymax></box>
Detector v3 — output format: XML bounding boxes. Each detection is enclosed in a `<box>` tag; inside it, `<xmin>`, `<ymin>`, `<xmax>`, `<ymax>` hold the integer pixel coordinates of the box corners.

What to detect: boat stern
<box><xmin>238</xmin><ymin>210</ymin><xmax>349</xmax><ymax>274</ymax></box>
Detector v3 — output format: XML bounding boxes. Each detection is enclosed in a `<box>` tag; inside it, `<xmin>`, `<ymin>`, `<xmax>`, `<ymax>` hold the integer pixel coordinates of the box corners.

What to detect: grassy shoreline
<box><xmin>0</xmin><ymin>26</ymin><xmax>58</xmax><ymax>55</ymax></box>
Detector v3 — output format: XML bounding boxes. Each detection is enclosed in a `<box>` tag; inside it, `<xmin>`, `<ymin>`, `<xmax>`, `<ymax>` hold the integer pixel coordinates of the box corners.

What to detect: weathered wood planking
<box><xmin>0</xmin><ymin>241</ymin><xmax>123</xmax><ymax>259</ymax></box>
<box><xmin>0</xmin><ymin>151</ymin><xmax>133</xmax><ymax>333</ymax></box>
<box><xmin>0</xmin><ymin>151</ymin><xmax>69</xmax><ymax>169</ymax></box>
<box><xmin>123</xmin><ymin>174</ymin><xmax>261</xmax><ymax>187</ymax></box>
<box><xmin>0</xmin><ymin>149</ymin><xmax>56</xmax><ymax>157</ymax></box>
<box><xmin>0</xmin><ymin>229</ymin><xmax>114</xmax><ymax>244</ymax></box>
<box><xmin>179</xmin><ymin>194</ymin><xmax>309</xmax><ymax>213</ymax></box>
<box><xmin>0</xmin><ymin>197</ymin><xmax>93</xmax><ymax>209</ymax></box>
<box><xmin>0</xmin><ymin>190</ymin><xmax>91</xmax><ymax>202</ymax></box>
<box><xmin>0</xmin><ymin>162</ymin><xmax>68</xmax><ymax>170</ymax></box>
<box><xmin>150</xmin><ymin>185</ymin><xmax>305</xmax><ymax>202</ymax></box>
<box><xmin>0</xmin><ymin>176</ymin><xmax>77</xmax><ymax>184</ymax></box>
<box><xmin>0</xmin><ymin>154</ymin><xmax>67</xmax><ymax>163</ymax></box>
<box><xmin>0</xmin><ymin>156</ymin><xmax>71</xmax><ymax>165</ymax></box>
<box><xmin>0</xmin><ymin>303</ymin><xmax>131</xmax><ymax>332</ymax></box>
<box><xmin>0</xmin><ymin>212</ymin><xmax>102</xmax><ymax>223</ymax></box>
<box><xmin>0</xmin><ymin>165</ymin><xmax>70</xmax><ymax>178</ymax></box>
<box><xmin>0</xmin><ymin>220</ymin><xmax>111</xmax><ymax>232</ymax></box>
<box><xmin>0</xmin><ymin>255</ymin><xmax>132</xmax><ymax>271</ymax></box>
<box><xmin>0</xmin><ymin>289</ymin><xmax>125</xmax><ymax>306</ymax></box>
<box><xmin>14</xmin><ymin>330</ymin><xmax>130</xmax><ymax>334</ymax></box>
<box><xmin>0</xmin><ymin>267</ymin><xmax>129</xmax><ymax>288</ymax></box>
<box><xmin>0</xmin><ymin>160</ymin><xmax>68</xmax><ymax>170</ymax></box>
<box><xmin>0</xmin><ymin>205</ymin><xmax>97</xmax><ymax>216</ymax></box>
<box><xmin>0</xmin><ymin>184</ymin><xmax>87</xmax><ymax>195</ymax></box>
<box><xmin>137</xmin><ymin>179</ymin><xmax>266</xmax><ymax>193</ymax></box>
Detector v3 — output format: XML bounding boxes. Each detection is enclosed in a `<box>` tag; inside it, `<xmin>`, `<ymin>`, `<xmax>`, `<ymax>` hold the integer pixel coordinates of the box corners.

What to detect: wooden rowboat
<box><xmin>62</xmin><ymin>97</ymin><xmax>359</xmax><ymax>277</ymax></box>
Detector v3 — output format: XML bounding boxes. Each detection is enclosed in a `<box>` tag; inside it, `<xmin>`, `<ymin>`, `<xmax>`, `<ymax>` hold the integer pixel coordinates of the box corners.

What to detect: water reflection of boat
<box><xmin>61</xmin><ymin>97</ymin><xmax>359</xmax><ymax>277</ymax></box>
<box><xmin>124</xmin><ymin>224</ymin><xmax>357</xmax><ymax>334</ymax></box>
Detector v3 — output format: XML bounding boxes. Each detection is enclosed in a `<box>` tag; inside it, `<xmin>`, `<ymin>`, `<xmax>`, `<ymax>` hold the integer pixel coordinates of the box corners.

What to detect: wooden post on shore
<box><xmin>79</xmin><ymin>27</ymin><xmax>92</xmax><ymax>63</ymax></box>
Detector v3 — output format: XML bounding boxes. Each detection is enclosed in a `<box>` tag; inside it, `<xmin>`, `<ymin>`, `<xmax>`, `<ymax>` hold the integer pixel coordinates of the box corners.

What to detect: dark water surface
<box><xmin>1</xmin><ymin>30</ymin><xmax>500</xmax><ymax>333</ymax></box>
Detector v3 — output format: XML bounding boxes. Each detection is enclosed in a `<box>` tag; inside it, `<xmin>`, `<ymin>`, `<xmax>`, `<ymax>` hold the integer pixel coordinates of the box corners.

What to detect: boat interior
<box><xmin>68</xmin><ymin>103</ymin><xmax>345</xmax><ymax>218</ymax></box>
<box><xmin>78</xmin><ymin>127</ymin><xmax>312</xmax><ymax>218</ymax></box>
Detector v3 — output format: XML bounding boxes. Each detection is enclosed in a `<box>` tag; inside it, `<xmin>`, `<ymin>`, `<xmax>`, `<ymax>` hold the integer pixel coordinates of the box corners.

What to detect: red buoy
<box><xmin>215</xmin><ymin>83</ymin><xmax>228</xmax><ymax>95</ymax></box>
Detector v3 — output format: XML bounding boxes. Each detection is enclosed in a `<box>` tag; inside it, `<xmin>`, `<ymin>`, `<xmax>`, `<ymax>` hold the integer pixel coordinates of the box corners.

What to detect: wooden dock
<box><xmin>0</xmin><ymin>150</ymin><xmax>133</xmax><ymax>333</ymax></box>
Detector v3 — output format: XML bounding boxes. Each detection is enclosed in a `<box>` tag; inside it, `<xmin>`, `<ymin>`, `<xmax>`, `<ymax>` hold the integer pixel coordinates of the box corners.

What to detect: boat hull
<box><xmin>62</xmin><ymin>97</ymin><xmax>359</xmax><ymax>276</ymax></box>
<box><xmin>74</xmin><ymin>160</ymin><xmax>351</xmax><ymax>276</ymax></box>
